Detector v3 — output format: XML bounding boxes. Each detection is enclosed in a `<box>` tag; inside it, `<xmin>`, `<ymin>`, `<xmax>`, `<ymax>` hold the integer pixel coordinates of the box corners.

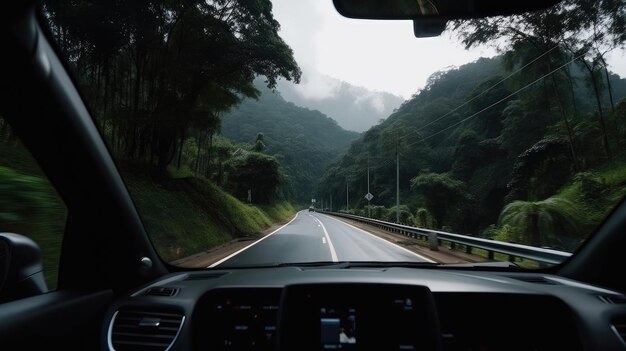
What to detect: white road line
<box><xmin>319</xmin><ymin>214</ymin><xmax>436</xmax><ymax>263</ymax></box>
<box><xmin>322</xmin><ymin>237</ymin><xmax>327</xmax><ymax>244</ymax></box>
<box><xmin>314</xmin><ymin>217</ymin><xmax>338</xmax><ymax>262</ymax></box>
<box><xmin>208</xmin><ymin>212</ymin><xmax>301</xmax><ymax>268</ymax></box>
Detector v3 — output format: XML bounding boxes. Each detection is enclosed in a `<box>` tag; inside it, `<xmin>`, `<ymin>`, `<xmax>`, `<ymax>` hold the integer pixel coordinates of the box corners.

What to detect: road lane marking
<box><xmin>314</xmin><ymin>217</ymin><xmax>338</xmax><ymax>262</ymax></box>
<box><xmin>322</xmin><ymin>237</ymin><xmax>327</xmax><ymax>244</ymax></box>
<box><xmin>208</xmin><ymin>211</ymin><xmax>301</xmax><ymax>267</ymax></box>
<box><xmin>319</xmin><ymin>214</ymin><xmax>436</xmax><ymax>263</ymax></box>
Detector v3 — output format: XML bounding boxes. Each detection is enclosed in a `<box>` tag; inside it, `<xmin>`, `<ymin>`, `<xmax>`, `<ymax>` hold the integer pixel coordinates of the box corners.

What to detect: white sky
<box><xmin>271</xmin><ymin>0</ymin><xmax>626</xmax><ymax>100</ymax></box>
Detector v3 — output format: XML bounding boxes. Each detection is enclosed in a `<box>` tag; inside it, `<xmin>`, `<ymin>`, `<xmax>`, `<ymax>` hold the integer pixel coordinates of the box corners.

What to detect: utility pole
<box><xmin>367</xmin><ymin>155</ymin><xmax>371</xmax><ymax>218</ymax></box>
<box><xmin>330</xmin><ymin>194</ymin><xmax>333</xmax><ymax>212</ymax></box>
<box><xmin>346</xmin><ymin>178</ymin><xmax>349</xmax><ymax>211</ymax></box>
<box><xmin>396</xmin><ymin>140</ymin><xmax>400</xmax><ymax>223</ymax></box>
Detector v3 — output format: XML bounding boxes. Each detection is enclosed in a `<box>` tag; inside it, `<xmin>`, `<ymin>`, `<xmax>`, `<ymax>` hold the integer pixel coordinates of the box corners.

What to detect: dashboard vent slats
<box><xmin>599</xmin><ymin>295</ymin><xmax>626</xmax><ymax>304</ymax></box>
<box><xmin>146</xmin><ymin>287</ymin><xmax>178</xmax><ymax>297</ymax></box>
<box><xmin>510</xmin><ymin>276</ymin><xmax>559</xmax><ymax>285</ymax></box>
<box><xmin>110</xmin><ymin>308</ymin><xmax>184</xmax><ymax>351</ymax></box>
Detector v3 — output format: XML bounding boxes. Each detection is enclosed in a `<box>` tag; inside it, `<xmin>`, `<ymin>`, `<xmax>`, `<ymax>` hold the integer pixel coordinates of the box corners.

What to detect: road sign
<box><xmin>312</xmin><ymin>199</ymin><xmax>316</xmax><ymax>203</ymax></box>
<box><xmin>364</xmin><ymin>192</ymin><xmax>374</xmax><ymax>201</ymax></box>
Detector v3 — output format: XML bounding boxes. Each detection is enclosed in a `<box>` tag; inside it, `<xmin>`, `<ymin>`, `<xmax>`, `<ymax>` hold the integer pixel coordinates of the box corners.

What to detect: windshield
<box><xmin>40</xmin><ymin>0</ymin><xmax>626</xmax><ymax>269</ymax></box>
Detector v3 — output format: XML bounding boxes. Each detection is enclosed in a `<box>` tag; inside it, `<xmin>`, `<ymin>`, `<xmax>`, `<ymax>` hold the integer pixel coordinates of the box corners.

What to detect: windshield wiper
<box><xmin>217</xmin><ymin>260</ymin><xmax>521</xmax><ymax>270</ymax></box>
<box><xmin>275</xmin><ymin>261</ymin><xmax>439</xmax><ymax>269</ymax></box>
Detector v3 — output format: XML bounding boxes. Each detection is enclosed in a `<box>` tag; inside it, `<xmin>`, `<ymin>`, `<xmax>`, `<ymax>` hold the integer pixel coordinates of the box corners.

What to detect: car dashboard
<box><xmin>102</xmin><ymin>266</ymin><xmax>626</xmax><ymax>351</ymax></box>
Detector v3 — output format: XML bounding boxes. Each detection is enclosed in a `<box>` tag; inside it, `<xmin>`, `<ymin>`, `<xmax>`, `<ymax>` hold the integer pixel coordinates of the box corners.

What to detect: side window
<box><xmin>0</xmin><ymin>116</ymin><xmax>66</xmax><ymax>289</ymax></box>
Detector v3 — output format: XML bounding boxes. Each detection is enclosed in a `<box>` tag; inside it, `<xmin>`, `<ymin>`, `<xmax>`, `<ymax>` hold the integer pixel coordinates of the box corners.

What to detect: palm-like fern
<box><xmin>498</xmin><ymin>196</ymin><xmax>583</xmax><ymax>249</ymax></box>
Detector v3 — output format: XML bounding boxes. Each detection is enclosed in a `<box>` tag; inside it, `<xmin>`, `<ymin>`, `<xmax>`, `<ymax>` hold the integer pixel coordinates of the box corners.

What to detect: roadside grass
<box><xmin>0</xmin><ymin>145</ymin><xmax>295</xmax><ymax>286</ymax></box>
<box><xmin>120</xmin><ymin>163</ymin><xmax>295</xmax><ymax>262</ymax></box>
<box><xmin>0</xmin><ymin>143</ymin><xmax>66</xmax><ymax>288</ymax></box>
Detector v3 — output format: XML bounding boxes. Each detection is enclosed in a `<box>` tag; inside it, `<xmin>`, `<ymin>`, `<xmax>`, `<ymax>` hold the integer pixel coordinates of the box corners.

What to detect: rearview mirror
<box><xmin>332</xmin><ymin>0</ymin><xmax>562</xmax><ymax>20</ymax></box>
<box><xmin>0</xmin><ymin>233</ymin><xmax>48</xmax><ymax>303</ymax></box>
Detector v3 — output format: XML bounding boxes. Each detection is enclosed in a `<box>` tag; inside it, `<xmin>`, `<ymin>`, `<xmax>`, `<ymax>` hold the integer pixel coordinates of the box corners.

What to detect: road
<box><xmin>211</xmin><ymin>211</ymin><xmax>432</xmax><ymax>267</ymax></box>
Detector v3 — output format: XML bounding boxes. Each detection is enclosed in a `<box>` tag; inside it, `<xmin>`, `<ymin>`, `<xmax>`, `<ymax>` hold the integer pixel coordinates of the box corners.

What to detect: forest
<box><xmin>0</xmin><ymin>0</ymin><xmax>311</xmax><ymax>273</ymax></box>
<box><xmin>221</xmin><ymin>83</ymin><xmax>359</xmax><ymax>204</ymax></box>
<box><xmin>34</xmin><ymin>0</ymin><xmax>310</xmax><ymax>204</ymax></box>
<box><xmin>318</xmin><ymin>0</ymin><xmax>626</xmax><ymax>251</ymax></box>
<box><xmin>1</xmin><ymin>0</ymin><xmax>626</xmax><ymax>274</ymax></box>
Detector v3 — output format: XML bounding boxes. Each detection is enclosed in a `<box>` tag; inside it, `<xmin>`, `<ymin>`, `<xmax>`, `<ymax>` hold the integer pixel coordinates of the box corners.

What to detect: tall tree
<box><xmin>410</xmin><ymin>172</ymin><xmax>468</xmax><ymax>229</ymax></box>
<box><xmin>44</xmin><ymin>0</ymin><xmax>301</xmax><ymax>176</ymax></box>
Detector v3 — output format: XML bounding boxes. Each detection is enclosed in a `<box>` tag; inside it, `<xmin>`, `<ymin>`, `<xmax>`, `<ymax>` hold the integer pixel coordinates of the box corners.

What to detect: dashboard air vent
<box><xmin>184</xmin><ymin>271</ymin><xmax>228</xmax><ymax>280</ymax></box>
<box><xmin>109</xmin><ymin>308</ymin><xmax>184</xmax><ymax>351</ymax></box>
<box><xmin>599</xmin><ymin>295</ymin><xmax>626</xmax><ymax>304</ymax></box>
<box><xmin>146</xmin><ymin>287</ymin><xmax>178</xmax><ymax>297</ymax></box>
<box><xmin>510</xmin><ymin>276</ymin><xmax>559</xmax><ymax>285</ymax></box>
<box><xmin>612</xmin><ymin>322</ymin><xmax>626</xmax><ymax>346</ymax></box>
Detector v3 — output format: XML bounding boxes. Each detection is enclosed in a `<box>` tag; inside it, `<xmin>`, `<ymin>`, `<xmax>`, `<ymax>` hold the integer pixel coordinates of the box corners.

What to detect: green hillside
<box><xmin>221</xmin><ymin>86</ymin><xmax>360</xmax><ymax>204</ymax></box>
<box><xmin>0</xmin><ymin>136</ymin><xmax>295</xmax><ymax>286</ymax></box>
<box><xmin>319</xmin><ymin>53</ymin><xmax>626</xmax><ymax>252</ymax></box>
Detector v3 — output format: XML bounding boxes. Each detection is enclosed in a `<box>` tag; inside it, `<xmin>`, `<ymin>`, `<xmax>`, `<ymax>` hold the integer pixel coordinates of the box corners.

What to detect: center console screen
<box><xmin>320</xmin><ymin>307</ymin><xmax>357</xmax><ymax>349</ymax></box>
<box><xmin>278</xmin><ymin>283</ymin><xmax>440</xmax><ymax>351</ymax></box>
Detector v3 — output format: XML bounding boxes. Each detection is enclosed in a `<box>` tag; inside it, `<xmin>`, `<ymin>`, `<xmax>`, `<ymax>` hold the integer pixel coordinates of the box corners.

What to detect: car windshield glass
<box><xmin>41</xmin><ymin>0</ymin><xmax>626</xmax><ymax>269</ymax></box>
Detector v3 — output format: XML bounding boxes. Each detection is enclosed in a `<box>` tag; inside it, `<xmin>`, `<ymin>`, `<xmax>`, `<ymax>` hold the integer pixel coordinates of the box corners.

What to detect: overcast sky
<box><xmin>271</xmin><ymin>0</ymin><xmax>626</xmax><ymax>100</ymax></box>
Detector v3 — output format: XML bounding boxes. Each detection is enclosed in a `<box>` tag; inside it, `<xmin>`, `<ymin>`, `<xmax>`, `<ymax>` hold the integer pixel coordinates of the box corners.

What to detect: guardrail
<box><xmin>319</xmin><ymin>211</ymin><xmax>571</xmax><ymax>266</ymax></box>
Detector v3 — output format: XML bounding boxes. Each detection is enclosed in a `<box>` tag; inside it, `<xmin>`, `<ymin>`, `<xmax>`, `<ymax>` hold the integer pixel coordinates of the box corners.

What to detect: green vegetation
<box><xmin>38</xmin><ymin>0</ymin><xmax>307</xmax><ymax>257</ymax></box>
<box><xmin>0</xmin><ymin>140</ymin><xmax>66</xmax><ymax>288</ymax></box>
<box><xmin>410</xmin><ymin>173</ymin><xmax>469</xmax><ymax>229</ymax></box>
<box><xmin>44</xmin><ymin>0</ymin><xmax>301</xmax><ymax>177</ymax></box>
<box><xmin>122</xmin><ymin>163</ymin><xmax>294</xmax><ymax>261</ymax></box>
<box><xmin>498</xmin><ymin>197</ymin><xmax>583</xmax><ymax>249</ymax></box>
<box><xmin>221</xmin><ymin>84</ymin><xmax>359</xmax><ymax>204</ymax></box>
<box><xmin>320</xmin><ymin>1</ymin><xmax>626</xmax><ymax>253</ymax></box>
<box><xmin>0</xmin><ymin>0</ymin><xmax>308</xmax><ymax>283</ymax></box>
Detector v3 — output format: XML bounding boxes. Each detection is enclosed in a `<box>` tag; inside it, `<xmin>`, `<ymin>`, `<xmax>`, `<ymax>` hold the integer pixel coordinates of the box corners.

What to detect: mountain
<box><xmin>317</xmin><ymin>54</ymin><xmax>626</xmax><ymax>250</ymax></box>
<box><xmin>221</xmin><ymin>87</ymin><xmax>360</xmax><ymax>204</ymax></box>
<box><xmin>277</xmin><ymin>74</ymin><xmax>404</xmax><ymax>132</ymax></box>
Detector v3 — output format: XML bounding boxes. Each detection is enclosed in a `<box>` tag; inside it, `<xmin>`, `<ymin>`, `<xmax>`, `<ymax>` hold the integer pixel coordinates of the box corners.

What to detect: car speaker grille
<box><xmin>109</xmin><ymin>308</ymin><xmax>184</xmax><ymax>351</ymax></box>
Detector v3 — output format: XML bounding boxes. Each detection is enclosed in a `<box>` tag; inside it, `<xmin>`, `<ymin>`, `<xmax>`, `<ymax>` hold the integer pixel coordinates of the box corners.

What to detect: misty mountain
<box><xmin>221</xmin><ymin>87</ymin><xmax>359</xmax><ymax>203</ymax></box>
<box><xmin>277</xmin><ymin>74</ymin><xmax>404</xmax><ymax>132</ymax></box>
<box><xmin>318</xmin><ymin>54</ymin><xmax>626</xmax><ymax>247</ymax></box>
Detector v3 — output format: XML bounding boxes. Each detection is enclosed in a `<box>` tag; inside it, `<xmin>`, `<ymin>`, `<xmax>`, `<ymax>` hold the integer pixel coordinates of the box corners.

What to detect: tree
<box><xmin>506</xmin><ymin>138</ymin><xmax>573</xmax><ymax>202</ymax></box>
<box><xmin>44</xmin><ymin>0</ymin><xmax>302</xmax><ymax>176</ymax></box>
<box><xmin>252</xmin><ymin>133</ymin><xmax>266</xmax><ymax>152</ymax></box>
<box><xmin>410</xmin><ymin>173</ymin><xmax>469</xmax><ymax>229</ymax></box>
<box><xmin>226</xmin><ymin>151</ymin><xmax>282</xmax><ymax>204</ymax></box>
<box><xmin>498</xmin><ymin>196</ymin><xmax>583</xmax><ymax>249</ymax></box>
<box><xmin>499</xmin><ymin>100</ymin><xmax>550</xmax><ymax>157</ymax></box>
<box><xmin>451</xmin><ymin>130</ymin><xmax>482</xmax><ymax>181</ymax></box>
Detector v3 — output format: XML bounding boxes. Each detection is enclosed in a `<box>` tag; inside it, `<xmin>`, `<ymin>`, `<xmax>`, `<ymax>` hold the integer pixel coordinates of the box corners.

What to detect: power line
<box><xmin>402</xmin><ymin>52</ymin><xmax>585</xmax><ymax>149</ymax></box>
<box><xmin>392</xmin><ymin>44</ymin><xmax>561</xmax><ymax>143</ymax></box>
<box><xmin>333</xmin><ymin>47</ymin><xmax>566</xmax><ymax>206</ymax></box>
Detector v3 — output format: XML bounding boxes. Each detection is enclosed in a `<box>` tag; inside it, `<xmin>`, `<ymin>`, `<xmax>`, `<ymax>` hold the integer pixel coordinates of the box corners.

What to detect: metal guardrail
<box><xmin>319</xmin><ymin>211</ymin><xmax>572</xmax><ymax>265</ymax></box>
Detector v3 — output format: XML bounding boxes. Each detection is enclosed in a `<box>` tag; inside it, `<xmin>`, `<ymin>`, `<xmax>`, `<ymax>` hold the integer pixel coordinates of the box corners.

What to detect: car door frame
<box><xmin>0</xmin><ymin>2</ymin><xmax>169</xmax><ymax>347</ymax></box>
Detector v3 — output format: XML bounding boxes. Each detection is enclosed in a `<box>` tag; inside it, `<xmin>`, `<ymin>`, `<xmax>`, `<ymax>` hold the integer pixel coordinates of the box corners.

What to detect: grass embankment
<box><xmin>0</xmin><ymin>143</ymin><xmax>66</xmax><ymax>288</ymax></box>
<box><xmin>120</xmin><ymin>163</ymin><xmax>295</xmax><ymax>262</ymax></box>
<box><xmin>0</xmin><ymin>142</ymin><xmax>295</xmax><ymax>287</ymax></box>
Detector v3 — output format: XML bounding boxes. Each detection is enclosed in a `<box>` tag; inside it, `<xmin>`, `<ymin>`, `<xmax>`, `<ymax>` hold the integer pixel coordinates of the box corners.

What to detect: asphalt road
<box><xmin>212</xmin><ymin>210</ymin><xmax>432</xmax><ymax>267</ymax></box>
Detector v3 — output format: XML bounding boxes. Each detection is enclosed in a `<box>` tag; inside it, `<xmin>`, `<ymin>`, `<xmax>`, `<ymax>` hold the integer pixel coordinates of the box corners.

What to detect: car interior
<box><xmin>1</xmin><ymin>0</ymin><xmax>626</xmax><ymax>350</ymax></box>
